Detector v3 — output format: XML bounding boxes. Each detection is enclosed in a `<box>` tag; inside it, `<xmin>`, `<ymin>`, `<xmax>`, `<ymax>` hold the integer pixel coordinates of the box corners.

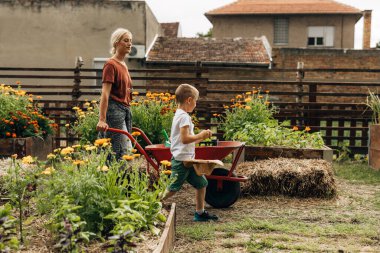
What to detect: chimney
<box><xmin>362</xmin><ymin>10</ymin><xmax>372</xmax><ymax>49</ymax></box>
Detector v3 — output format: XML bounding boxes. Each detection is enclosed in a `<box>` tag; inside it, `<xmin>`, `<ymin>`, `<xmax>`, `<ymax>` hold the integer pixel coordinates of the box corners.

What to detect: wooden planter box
<box><xmin>369</xmin><ymin>124</ymin><xmax>380</xmax><ymax>170</ymax></box>
<box><xmin>0</xmin><ymin>136</ymin><xmax>53</xmax><ymax>160</ymax></box>
<box><xmin>153</xmin><ymin>203</ymin><xmax>176</xmax><ymax>253</ymax></box>
<box><xmin>243</xmin><ymin>145</ymin><xmax>333</xmax><ymax>162</ymax></box>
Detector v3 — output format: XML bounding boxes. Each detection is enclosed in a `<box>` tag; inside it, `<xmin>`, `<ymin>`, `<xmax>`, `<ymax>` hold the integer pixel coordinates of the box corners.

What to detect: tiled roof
<box><xmin>206</xmin><ymin>0</ymin><xmax>362</xmax><ymax>15</ymax></box>
<box><xmin>161</xmin><ymin>22</ymin><xmax>180</xmax><ymax>38</ymax></box>
<box><xmin>146</xmin><ymin>37</ymin><xmax>270</xmax><ymax>66</ymax></box>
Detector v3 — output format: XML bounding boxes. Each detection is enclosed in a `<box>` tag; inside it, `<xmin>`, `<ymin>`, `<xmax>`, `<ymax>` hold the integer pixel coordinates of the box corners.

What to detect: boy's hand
<box><xmin>201</xmin><ymin>129</ymin><xmax>212</xmax><ymax>140</ymax></box>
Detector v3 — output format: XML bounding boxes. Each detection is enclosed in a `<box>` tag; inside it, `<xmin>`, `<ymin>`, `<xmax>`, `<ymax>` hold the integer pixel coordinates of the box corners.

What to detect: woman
<box><xmin>96</xmin><ymin>28</ymin><xmax>133</xmax><ymax>160</ymax></box>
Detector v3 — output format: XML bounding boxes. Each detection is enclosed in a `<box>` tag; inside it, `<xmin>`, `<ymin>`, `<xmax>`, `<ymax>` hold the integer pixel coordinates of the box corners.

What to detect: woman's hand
<box><xmin>96</xmin><ymin>120</ymin><xmax>109</xmax><ymax>132</ymax></box>
<box><xmin>200</xmin><ymin>129</ymin><xmax>212</xmax><ymax>140</ymax></box>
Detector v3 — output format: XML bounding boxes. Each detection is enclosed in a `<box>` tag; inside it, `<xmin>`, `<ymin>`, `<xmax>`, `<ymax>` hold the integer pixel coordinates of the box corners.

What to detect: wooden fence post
<box><xmin>296</xmin><ymin>62</ymin><xmax>305</xmax><ymax>126</ymax></box>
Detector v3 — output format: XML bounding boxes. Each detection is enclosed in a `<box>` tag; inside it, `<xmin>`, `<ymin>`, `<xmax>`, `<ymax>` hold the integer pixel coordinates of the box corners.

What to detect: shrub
<box><xmin>366</xmin><ymin>90</ymin><xmax>380</xmax><ymax>124</ymax></box>
<box><xmin>0</xmin><ymin>83</ymin><xmax>56</xmax><ymax>139</ymax></box>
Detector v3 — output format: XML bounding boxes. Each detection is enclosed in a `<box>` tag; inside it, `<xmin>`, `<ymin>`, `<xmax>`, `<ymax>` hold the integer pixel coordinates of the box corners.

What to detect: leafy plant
<box><xmin>365</xmin><ymin>90</ymin><xmax>380</xmax><ymax>124</ymax></box>
<box><xmin>220</xmin><ymin>90</ymin><xmax>325</xmax><ymax>148</ymax></box>
<box><xmin>51</xmin><ymin>195</ymin><xmax>94</xmax><ymax>252</ymax></box>
<box><xmin>0</xmin><ymin>203</ymin><xmax>19</xmax><ymax>252</ymax></box>
<box><xmin>0</xmin><ymin>83</ymin><xmax>56</xmax><ymax>139</ymax></box>
<box><xmin>72</xmin><ymin>101</ymin><xmax>99</xmax><ymax>144</ymax></box>
<box><xmin>3</xmin><ymin>155</ymin><xmax>40</xmax><ymax>243</ymax></box>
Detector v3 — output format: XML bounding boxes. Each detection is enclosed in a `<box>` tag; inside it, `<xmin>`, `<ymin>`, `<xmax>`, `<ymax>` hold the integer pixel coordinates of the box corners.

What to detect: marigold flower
<box><xmin>245</xmin><ymin>106</ymin><xmax>252</xmax><ymax>110</ymax></box>
<box><xmin>122</xmin><ymin>155</ymin><xmax>134</xmax><ymax>161</ymax></box>
<box><xmin>130</xmin><ymin>148</ymin><xmax>137</xmax><ymax>153</ymax></box>
<box><xmin>47</xmin><ymin>153</ymin><xmax>56</xmax><ymax>159</ymax></box>
<box><xmin>223</xmin><ymin>105</ymin><xmax>229</xmax><ymax>109</ymax></box>
<box><xmin>236</xmin><ymin>95</ymin><xmax>242</xmax><ymax>99</ymax></box>
<box><xmin>160</xmin><ymin>160</ymin><xmax>171</xmax><ymax>167</ymax></box>
<box><xmin>133</xmin><ymin>154</ymin><xmax>141</xmax><ymax>158</ymax></box>
<box><xmin>132</xmin><ymin>91</ymin><xmax>139</xmax><ymax>95</ymax></box>
<box><xmin>162</xmin><ymin>170</ymin><xmax>172</xmax><ymax>175</ymax></box>
<box><xmin>11</xmin><ymin>154</ymin><xmax>18</xmax><ymax>159</ymax></box>
<box><xmin>65</xmin><ymin>123</ymin><xmax>70</xmax><ymax>127</ymax></box>
<box><xmin>84</xmin><ymin>102</ymin><xmax>91</xmax><ymax>107</ymax></box>
<box><xmin>11</xmin><ymin>133</ymin><xmax>17</xmax><ymax>138</ymax></box>
<box><xmin>5</xmin><ymin>132</ymin><xmax>11</xmax><ymax>137</ymax></box>
<box><xmin>73</xmin><ymin>160</ymin><xmax>85</xmax><ymax>165</ymax></box>
<box><xmin>98</xmin><ymin>165</ymin><xmax>109</xmax><ymax>172</ymax></box>
<box><xmin>244</xmin><ymin>98</ymin><xmax>252</xmax><ymax>103</ymax></box>
<box><xmin>305</xmin><ymin>126</ymin><xmax>311</xmax><ymax>132</ymax></box>
<box><xmin>246</xmin><ymin>92</ymin><xmax>252</xmax><ymax>95</ymax></box>
<box><xmin>292</xmin><ymin>126</ymin><xmax>299</xmax><ymax>131</ymax></box>
<box><xmin>131</xmin><ymin>131</ymin><xmax>141</xmax><ymax>136</ymax></box>
<box><xmin>41</xmin><ymin>167</ymin><xmax>55</xmax><ymax>175</ymax></box>
<box><xmin>72</xmin><ymin>144</ymin><xmax>81</xmax><ymax>149</ymax></box>
<box><xmin>85</xmin><ymin>146</ymin><xmax>97</xmax><ymax>151</ymax></box>
<box><xmin>61</xmin><ymin>147</ymin><xmax>74</xmax><ymax>155</ymax></box>
<box><xmin>94</xmin><ymin>138</ymin><xmax>111</xmax><ymax>146</ymax></box>
<box><xmin>22</xmin><ymin>155</ymin><xmax>34</xmax><ymax>164</ymax></box>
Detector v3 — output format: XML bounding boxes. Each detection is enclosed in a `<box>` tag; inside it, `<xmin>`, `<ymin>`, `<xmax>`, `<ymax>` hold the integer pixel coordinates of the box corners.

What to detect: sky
<box><xmin>145</xmin><ymin>0</ymin><xmax>380</xmax><ymax>49</ymax></box>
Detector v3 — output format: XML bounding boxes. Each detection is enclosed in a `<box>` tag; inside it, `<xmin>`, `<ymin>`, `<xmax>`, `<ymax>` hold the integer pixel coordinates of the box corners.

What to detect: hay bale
<box><xmin>236</xmin><ymin>158</ymin><xmax>336</xmax><ymax>198</ymax></box>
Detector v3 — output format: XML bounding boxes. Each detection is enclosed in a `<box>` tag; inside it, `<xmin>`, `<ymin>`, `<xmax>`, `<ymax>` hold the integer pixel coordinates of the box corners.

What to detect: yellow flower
<box><xmin>85</xmin><ymin>146</ymin><xmax>97</xmax><ymax>151</ymax></box>
<box><xmin>94</xmin><ymin>138</ymin><xmax>111</xmax><ymax>146</ymax></box>
<box><xmin>41</xmin><ymin>167</ymin><xmax>55</xmax><ymax>175</ymax></box>
<box><xmin>61</xmin><ymin>147</ymin><xmax>74</xmax><ymax>155</ymax></box>
<box><xmin>223</xmin><ymin>105</ymin><xmax>229</xmax><ymax>109</ymax></box>
<box><xmin>160</xmin><ymin>160</ymin><xmax>171</xmax><ymax>167</ymax></box>
<box><xmin>244</xmin><ymin>98</ymin><xmax>252</xmax><ymax>103</ymax></box>
<box><xmin>162</xmin><ymin>170</ymin><xmax>172</xmax><ymax>175</ymax></box>
<box><xmin>91</xmin><ymin>100</ymin><xmax>97</xmax><ymax>104</ymax></box>
<box><xmin>132</xmin><ymin>91</ymin><xmax>139</xmax><ymax>95</ymax></box>
<box><xmin>236</xmin><ymin>95</ymin><xmax>242</xmax><ymax>99</ymax></box>
<box><xmin>305</xmin><ymin>126</ymin><xmax>311</xmax><ymax>132</ymax></box>
<box><xmin>72</xmin><ymin>144</ymin><xmax>81</xmax><ymax>149</ymax></box>
<box><xmin>72</xmin><ymin>106</ymin><xmax>80</xmax><ymax>111</ymax></box>
<box><xmin>130</xmin><ymin>148</ymin><xmax>137</xmax><ymax>153</ymax></box>
<box><xmin>47</xmin><ymin>153</ymin><xmax>56</xmax><ymax>159</ymax></box>
<box><xmin>133</xmin><ymin>154</ymin><xmax>141</xmax><ymax>158</ymax></box>
<box><xmin>292</xmin><ymin>126</ymin><xmax>299</xmax><ymax>131</ymax></box>
<box><xmin>22</xmin><ymin>155</ymin><xmax>34</xmax><ymax>164</ymax></box>
<box><xmin>245</xmin><ymin>91</ymin><xmax>252</xmax><ymax>95</ymax></box>
<box><xmin>73</xmin><ymin>160</ymin><xmax>85</xmax><ymax>165</ymax></box>
<box><xmin>54</xmin><ymin>148</ymin><xmax>61</xmax><ymax>153</ymax></box>
<box><xmin>84</xmin><ymin>102</ymin><xmax>91</xmax><ymax>107</ymax></box>
<box><xmin>122</xmin><ymin>155</ymin><xmax>134</xmax><ymax>161</ymax></box>
<box><xmin>98</xmin><ymin>165</ymin><xmax>109</xmax><ymax>172</ymax></box>
<box><xmin>130</xmin><ymin>102</ymin><xmax>139</xmax><ymax>106</ymax></box>
<box><xmin>65</xmin><ymin>123</ymin><xmax>70</xmax><ymax>127</ymax></box>
<box><xmin>245</xmin><ymin>106</ymin><xmax>252</xmax><ymax>110</ymax></box>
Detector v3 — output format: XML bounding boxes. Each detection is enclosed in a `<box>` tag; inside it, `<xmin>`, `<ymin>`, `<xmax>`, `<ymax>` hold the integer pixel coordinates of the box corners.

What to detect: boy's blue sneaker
<box><xmin>193</xmin><ymin>210</ymin><xmax>218</xmax><ymax>222</ymax></box>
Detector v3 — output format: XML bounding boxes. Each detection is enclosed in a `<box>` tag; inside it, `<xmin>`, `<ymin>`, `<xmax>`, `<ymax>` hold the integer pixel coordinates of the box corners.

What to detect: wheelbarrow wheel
<box><xmin>205</xmin><ymin>168</ymin><xmax>240</xmax><ymax>208</ymax></box>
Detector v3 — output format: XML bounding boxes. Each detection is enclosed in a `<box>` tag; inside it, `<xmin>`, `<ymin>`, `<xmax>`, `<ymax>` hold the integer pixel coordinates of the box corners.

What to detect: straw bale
<box><xmin>236</xmin><ymin>158</ymin><xmax>336</xmax><ymax>198</ymax></box>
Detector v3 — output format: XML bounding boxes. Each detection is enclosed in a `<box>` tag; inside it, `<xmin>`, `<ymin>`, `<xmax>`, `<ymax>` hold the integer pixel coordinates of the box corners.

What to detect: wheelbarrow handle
<box><xmin>104</xmin><ymin>128</ymin><xmax>160</xmax><ymax>173</ymax></box>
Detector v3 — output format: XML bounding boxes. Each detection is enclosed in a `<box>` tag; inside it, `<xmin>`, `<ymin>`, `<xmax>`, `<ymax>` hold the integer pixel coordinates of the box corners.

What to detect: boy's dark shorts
<box><xmin>168</xmin><ymin>158</ymin><xmax>208</xmax><ymax>192</ymax></box>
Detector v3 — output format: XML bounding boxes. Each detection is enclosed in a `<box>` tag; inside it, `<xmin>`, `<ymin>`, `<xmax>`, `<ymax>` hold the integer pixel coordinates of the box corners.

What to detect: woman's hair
<box><xmin>175</xmin><ymin>84</ymin><xmax>199</xmax><ymax>104</ymax></box>
<box><xmin>109</xmin><ymin>28</ymin><xmax>133</xmax><ymax>55</ymax></box>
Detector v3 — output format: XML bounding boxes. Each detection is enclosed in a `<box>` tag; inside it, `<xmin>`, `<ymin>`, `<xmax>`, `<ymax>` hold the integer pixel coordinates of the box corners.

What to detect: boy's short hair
<box><xmin>175</xmin><ymin>84</ymin><xmax>199</xmax><ymax>104</ymax></box>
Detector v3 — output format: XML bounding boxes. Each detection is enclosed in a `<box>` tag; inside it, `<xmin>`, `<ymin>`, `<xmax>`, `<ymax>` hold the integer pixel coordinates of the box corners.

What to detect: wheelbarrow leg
<box><xmin>205</xmin><ymin>168</ymin><xmax>241</xmax><ymax>208</ymax></box>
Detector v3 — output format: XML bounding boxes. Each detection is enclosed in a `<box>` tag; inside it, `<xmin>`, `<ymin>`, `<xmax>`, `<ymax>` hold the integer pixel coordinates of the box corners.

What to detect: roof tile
<box><xmin>206</xmin><ymin>0</ymin><xmax>362</xmax><ymax>15</ymax></box>
<box><xmin>146</xmin><ymin>37</ymin><xmax>270</xmax><ymax>65</ymax></box>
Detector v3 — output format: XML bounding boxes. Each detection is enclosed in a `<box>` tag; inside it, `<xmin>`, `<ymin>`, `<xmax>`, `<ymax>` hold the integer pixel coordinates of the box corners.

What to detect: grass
<box><xmin>174</xmin><ymin>161</ymin><xmax>380</xmax><ymax>252</ymax></box>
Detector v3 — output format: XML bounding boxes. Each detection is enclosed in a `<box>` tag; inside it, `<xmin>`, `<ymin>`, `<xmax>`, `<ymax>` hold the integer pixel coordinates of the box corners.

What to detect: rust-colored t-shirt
<box><xmin>102</xmin><ymin>58</ymin><xmax>132</xmax><ymax>106</ymax></box>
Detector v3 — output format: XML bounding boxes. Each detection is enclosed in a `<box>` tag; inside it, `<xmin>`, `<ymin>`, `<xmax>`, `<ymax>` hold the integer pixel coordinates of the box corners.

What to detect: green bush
<box><xmin>220</xmin><ymin>90</ymin><xmax>325</xmax><ymax>149</ymax></box>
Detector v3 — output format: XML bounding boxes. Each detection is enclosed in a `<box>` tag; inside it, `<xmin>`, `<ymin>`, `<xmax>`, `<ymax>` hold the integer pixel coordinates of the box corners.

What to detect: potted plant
<box><xmin>0</xmin><ymin>83</ymin><xmax>56</xmax><ymax>159</ymax></box>
<box><xmin>366</xmin><ymin>90</ymin><xmax>380</xmax><ymax>170</ymax></box>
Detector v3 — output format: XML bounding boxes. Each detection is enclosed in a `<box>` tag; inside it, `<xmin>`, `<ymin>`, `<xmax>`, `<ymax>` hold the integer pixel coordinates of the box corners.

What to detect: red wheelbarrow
<box><xmin>106</xmin><ymin>127</ymin><xmax>248</xmax><ymax>208</ymax></box>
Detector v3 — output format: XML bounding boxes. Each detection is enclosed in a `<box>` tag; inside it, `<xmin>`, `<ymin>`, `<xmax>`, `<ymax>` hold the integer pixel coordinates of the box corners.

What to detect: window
<box><xmin>307</xmin><ymin>26</ymin><xmax>334</xmax><ymax>47</ymax></box>
<box><xmin>274</xmin><ymin>17</ymin><xmax>289</xmax><ymax>45</ymax></box>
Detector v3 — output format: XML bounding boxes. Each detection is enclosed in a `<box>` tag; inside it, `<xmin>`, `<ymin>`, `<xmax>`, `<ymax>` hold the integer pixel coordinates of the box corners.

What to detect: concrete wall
<box><xmin>209</xmin><ymin>14</ymin><xmax>358</xmax><ymax>49</ymax></box>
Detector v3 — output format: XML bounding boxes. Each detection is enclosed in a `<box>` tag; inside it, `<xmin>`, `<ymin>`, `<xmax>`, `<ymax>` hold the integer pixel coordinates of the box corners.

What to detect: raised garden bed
<box><xmin>153</xmin><ymin>203</ymin><xmax>176</xmax><ymax>253</ymax></box>
<box><xmin>243</xmin><ymin>145</ymin><xmax>333</xmax><ymax>162</ymax></box>
<box><xmin>0</xmin><ymin>135</ymin><xmax>53</xmax><ymax>160</ymax></box>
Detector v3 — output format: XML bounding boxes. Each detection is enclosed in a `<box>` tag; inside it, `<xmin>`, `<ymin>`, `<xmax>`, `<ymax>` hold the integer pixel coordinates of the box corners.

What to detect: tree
<box><xmin>196</xmin><ymin>28</ymin><xmax>213</xmax><ymax>38</ymax></box>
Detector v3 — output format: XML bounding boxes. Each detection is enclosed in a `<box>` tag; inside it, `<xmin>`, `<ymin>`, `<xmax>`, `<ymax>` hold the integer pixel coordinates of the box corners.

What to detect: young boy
<box><xmin>164</xmin><ymin>84</ymin><xmax>218</xmax><ymax>222</ymax></box>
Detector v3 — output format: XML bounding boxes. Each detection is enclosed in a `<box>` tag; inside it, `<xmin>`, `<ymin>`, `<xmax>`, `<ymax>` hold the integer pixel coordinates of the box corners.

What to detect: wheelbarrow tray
<box><xmin>145</xmin><ymin>141</ymin><xmax>242</xmax><ymax>163</ymax></box>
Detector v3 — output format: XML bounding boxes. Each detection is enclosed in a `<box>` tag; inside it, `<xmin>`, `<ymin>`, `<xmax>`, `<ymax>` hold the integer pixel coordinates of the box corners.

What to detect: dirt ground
<box><xmin>169</xmin><ymin>180</ymin><xmax>380</xmax><ymax>253</ymax></box>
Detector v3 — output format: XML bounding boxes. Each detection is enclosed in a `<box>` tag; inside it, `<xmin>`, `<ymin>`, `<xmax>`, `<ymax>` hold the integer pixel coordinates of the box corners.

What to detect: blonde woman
<box><xmin>96</xmin><ymin>28</ymin><xmax>133</xmax><ymax>159</ymax></box>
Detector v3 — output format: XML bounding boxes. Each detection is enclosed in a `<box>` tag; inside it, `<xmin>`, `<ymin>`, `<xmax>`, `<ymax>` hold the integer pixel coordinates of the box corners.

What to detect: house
<box><xmin>205</xmin><ymin>0</ymin><xmax>370</xmax><ymax>49</ymax></box>
<box><xmin>0</xmin><ymin>0</ymin><xmax>161</xmax><ymax>69</ymax></box>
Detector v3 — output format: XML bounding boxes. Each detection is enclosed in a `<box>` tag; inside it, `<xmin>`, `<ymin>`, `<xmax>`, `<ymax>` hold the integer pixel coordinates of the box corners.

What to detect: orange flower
<box><xmin>5</xmin><ymin>132</ymin><xmax>11</xmax><ymax>137</ymax></box>
<box><xmin>122</xmin><ymin>155</ymin><xmax>134</xmax><ymax>161</ymax></box>
<box><xmin>292</xmin><ymin>126</ymin><xmax>299</xmax><ymax>131</ymax></box>
<box><xmin>131</xmin><ymin>131</ymin><xmax>141</xmax><ymax>136</ymax></box>
<box><xmin>162</xmin><ymin>170</ymin><xmax>172</xmax><ymax>175</ymax></box>
<box><xmin>305</xmin><ymin>126</ymin><xmax>311</xmax><ymax>132</ymax></box>
<box><xmin>12</xmin><ymin>133</ymin><xmax>17</xmax><ymax>138</ymax></box>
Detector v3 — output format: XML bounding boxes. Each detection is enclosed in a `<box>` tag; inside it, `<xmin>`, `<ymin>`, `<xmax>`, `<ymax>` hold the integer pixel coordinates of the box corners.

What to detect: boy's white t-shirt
<box><xmin>170</xmin><ymin>109</ymin><xmax>195</xmax><ymax>161</ymax></box>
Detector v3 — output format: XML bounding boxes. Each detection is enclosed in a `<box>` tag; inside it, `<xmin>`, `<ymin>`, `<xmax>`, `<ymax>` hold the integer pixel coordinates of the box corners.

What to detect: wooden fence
<box><xmin>1</xmin><ymin>63</ymin><xmax>379</xmax><ymax>154</ymax></box>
